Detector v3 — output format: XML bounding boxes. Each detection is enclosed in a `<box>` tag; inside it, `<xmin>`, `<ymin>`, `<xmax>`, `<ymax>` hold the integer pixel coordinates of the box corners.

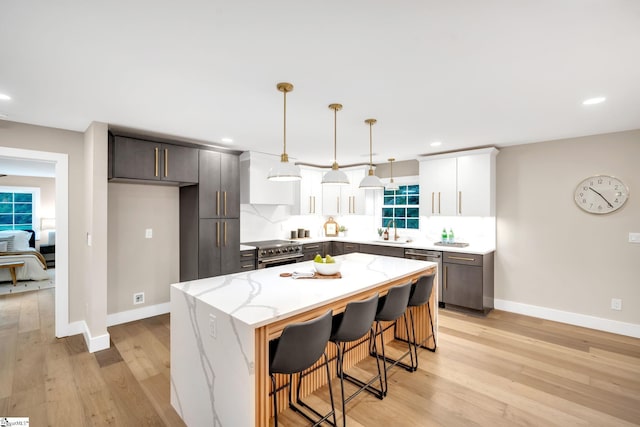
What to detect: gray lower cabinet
<box><xmin>198</xmin><ymin>218</ymin><xmax>240</xmax><ymax>278</ymax></box>
<box><xmin>109</xmin><ymin>134</ymin><xmax>198</xmax><ymax>184</ymax></box>
<box><xmin>442</xmin><ymin>251</ymin><xmax>494</xmax><ymax>312</ymax></box>
<box><xmin>359</xmin><ymin>243</ymin><xmax>405</xmax><ymax>258</ymax></box>
<box><xmin>302</xmin><ymin>242</ymin><xmax>330</xmax><ymax>261</ymax></box>
<box><xmin>239</xmin><ymin>249</ymin><xmax>257</xmax><ymax>271</ymax></box>
<box><xmin>331</xmin><ymin>241</ymin><xmax>360</xmax><ymax>256</ymax></box>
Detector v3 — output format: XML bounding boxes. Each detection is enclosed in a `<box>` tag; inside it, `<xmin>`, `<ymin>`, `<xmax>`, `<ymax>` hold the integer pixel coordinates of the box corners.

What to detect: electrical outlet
<box><xmin>611</xmin><ymin>298</ymin><xmax>622</xmax><ymax>311</ymax></box>
<box><xmin>209</xmin><ymin>314</ymin><xmax>217</xmax><ymax>339</ymax></box>
<box><xmin>145</xmin><ymin>228</ymin><xmax>153</xmax><ymax>239</ymax></box>
<box><xmin>133</xmin><ymin>292</ymin><xmax>145</xmax><ymax>305</ymax></box>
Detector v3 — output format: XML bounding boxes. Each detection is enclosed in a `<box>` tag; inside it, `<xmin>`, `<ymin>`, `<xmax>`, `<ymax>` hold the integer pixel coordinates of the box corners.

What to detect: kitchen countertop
<box><xmin>172</xmin><ymin>252</ymin><xmax>436</xmax><ymax>328</ymax></box>
<box><xmin>289</xmin><ymin>236</ymin><xmax>495</xmax><ymax>255</ymax></box>
<box><xmin>240</xmin><ymin>244</ymin><xmax>256</xmax><ymax>251</ymax></box>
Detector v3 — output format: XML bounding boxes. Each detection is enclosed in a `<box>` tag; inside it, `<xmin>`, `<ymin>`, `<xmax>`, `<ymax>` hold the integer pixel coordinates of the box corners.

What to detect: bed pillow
<box><xmin>0</xmin><ymin>235</ymin><xmax>15</xmax><ymax>252</ymax></box>
<box><xmin>0</xmin><ymin>230</ymin><xmax>32</xmax><ymax>250</ymax></box>
<box><xmin>0</xmin><ymin>241</ymin><xmax>7</xmax><ymax>252</ymax></box>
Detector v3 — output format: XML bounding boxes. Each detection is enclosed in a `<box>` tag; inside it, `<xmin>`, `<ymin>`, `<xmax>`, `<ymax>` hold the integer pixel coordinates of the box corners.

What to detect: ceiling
<box><xmin>1</xmin><ymin>0</ymin><xmax>639</xmax><ymax>165</ymax></box>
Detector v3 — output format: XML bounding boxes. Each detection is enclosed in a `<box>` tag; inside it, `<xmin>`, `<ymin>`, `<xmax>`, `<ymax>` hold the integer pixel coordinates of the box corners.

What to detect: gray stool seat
<box><xmin>369</xmin><ymin>282</ymin><xmax>413</xmax><ymax>397</ymax></box>
<box><xmin>270</xmin><ymin>310</ymin><xmax>337</xmax><ymax>426</ymax></box>
<box><xmin>330</xmin><ymin>294</ymin><xmax>381</xmax><ymax>425</ymax></box>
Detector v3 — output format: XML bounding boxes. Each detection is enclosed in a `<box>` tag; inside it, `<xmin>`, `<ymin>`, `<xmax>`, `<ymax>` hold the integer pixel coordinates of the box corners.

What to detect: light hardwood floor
<box><xmin>1</xmin><ymin>288</ymin><xmax>638</xmax><ymax>426</ymax></box>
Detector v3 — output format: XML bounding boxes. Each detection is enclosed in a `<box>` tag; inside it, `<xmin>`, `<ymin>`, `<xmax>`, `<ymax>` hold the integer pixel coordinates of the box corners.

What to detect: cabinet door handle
<box><xmin>337</xmin><ymin>197</ymin><xmax>340</xmax><ymax>213</ymax></box>
<box><xmin>458</xmin><ymin>191</ymin><xmax>462</xmax><ymax>215</ymax></box>
<box><xmin>164</xmin><ymin>148</ymin><xmax>169</xmax><ymax>177</ymax></box>
<box><xmin>313</xmin><ymin>196</ymin><xmax>316</xmax><ymax>214</ymax></box>
<box><xmin>431</xmin><ymin>192</ymin><xmax>435</xmax><ymax>214</ymax></box>
<box><xmin>444</xmin><ymin>265</ymin><xmax>448</xmax><ymax>289</ymax></box>
<box><xmin>223</xmin><ymin>191</ymin><xmax>227</xmax><ymax>216</ymax></box>
<box><xmin>224</xmin><ymin>221</ymin><xmax>227</xmax><ymax>246</ymax></box>
<box><xmin>216</xmin><ymin>222</ymin><xmax>220</xmax><ymax>247</ymax></box>
<box><xmin>154</xmin><ymin>147</ymin><xmax>159</xmax><ymax>177</ymax></box>
<box><xmin>241</xmin><ymin>253</ymin><xmax>253</xmax><ymax>258</ymax></box>
<box><xmin>449</xmin><ymin>256</ymin><xmax>475</xmax><ymax>262</ymax></box>
<box><xmin>309</xmin><ymin>196</ymin><xmax>313</xmax><ymax>214</ymax></box>
<box><xmin>216</xmin><ymin>191</ymin><xmax>220</xmax><ymax>216</ymax></box>
<box><xmin>438</xmin><ymin>192</ymin><xmax>441</xmax><ymax>214</ymax></box>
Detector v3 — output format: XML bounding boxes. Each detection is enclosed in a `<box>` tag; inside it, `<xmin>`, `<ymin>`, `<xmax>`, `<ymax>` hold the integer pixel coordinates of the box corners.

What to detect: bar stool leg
<box><xmin>271</xmin><ymin>374</ymin><xmax>279</xmax><ymax>427</ymax></box>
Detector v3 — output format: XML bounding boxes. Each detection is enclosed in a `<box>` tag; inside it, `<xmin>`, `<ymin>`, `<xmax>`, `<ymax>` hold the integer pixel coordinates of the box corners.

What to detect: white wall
<box><xmin>496</xmin><ymin>129</ymin><xmax>640</xmax><ymax>328</ymax></box>
<box><xmin>107</xmin><ymin>183</ymin><xmax>179</xmax><ymax>314</ymax></box>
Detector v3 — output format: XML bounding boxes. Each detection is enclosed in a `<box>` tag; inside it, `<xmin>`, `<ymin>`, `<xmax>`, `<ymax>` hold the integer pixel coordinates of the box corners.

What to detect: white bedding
<box><xmin>0</xmin><ymin>248</ymin><xmax>50</xmax><ymax>282</ymax></box>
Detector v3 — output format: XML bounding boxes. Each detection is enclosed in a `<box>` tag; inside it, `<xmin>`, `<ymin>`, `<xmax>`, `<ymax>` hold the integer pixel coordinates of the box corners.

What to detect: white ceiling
<box><xmin>1</xmin><ymin>0</ymin><xmax>639</xmax><ymax>165</ymax></box>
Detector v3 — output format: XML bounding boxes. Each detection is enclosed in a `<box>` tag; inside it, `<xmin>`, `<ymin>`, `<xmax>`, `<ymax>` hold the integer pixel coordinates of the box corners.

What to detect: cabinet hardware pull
<box><xmin>431</xmin><ymin>192</ymin><xmax>434</xmax><ymax>214</ymax></box>
<box><xmin>458</xmin><ymin>191</ymin><xmax>461</xmax><ymax>215</ymax></box>
<box><xmin>164</xmin><ymin>148</ymin><xmax>169</xmax><ymax>177</ymax></box>
<box><xmin>438</xmin><ymin>192</ymin><xmax>441</xmax><ymax>214</ymax></box>
<box><xmin>309</xmin><ymin>196</ymin><xmax>312</xmax><ymax>214</ymax></box>
<box><xmin>449</xmin><ymin>256</ymin><xmax>475</xmax><ymax>261</ymax></box>
<box><xmin>216</xmin><ymin>222</ymin><xmax>220</xmax><ymax>247</ymax></box>
<box><xmin>241</xmin><ymin>253</ymin><xmax>253</xmax><ymax>258</ymax></box>
<box><xmin>444</xmin><ymin>265</ymin><xmax>448</xmax><ymax>289</ymax></box>
<box><xmin>216</xmin><ymin>191</ymin><xmax>220</xmax><ymax>216</ymax></box>
<box><xmin>224</xmin><ymin>221</ymin><xmax>227</xmax><ymax>246</ymax></box>
<box><xmin>154</xmin><ymin>147</ymin><xmax>159</xmax><ymax>177</ymax></box>
<box><xmin>241</xmin><ymin>265</ymin><xmax>253</xmax><ymax>269</ymax></box>
<box><xmin>306</xmin><ymin>244</ymin><xmax>320</xmax><ymax>249</ymax></box>
<box><xmin>223</xmin><ymin>192</ymin><xmax>227</xmax><ymax>216</ymax></box>
<box><xmin>312</xmin><ymin>196</ymin><xmax>316</xmax><ymax>213</ymax></box>
<box><xmin>337</xmin><ymin>197</ymin><xmax>340</xmax><ymax>213</ymax></box>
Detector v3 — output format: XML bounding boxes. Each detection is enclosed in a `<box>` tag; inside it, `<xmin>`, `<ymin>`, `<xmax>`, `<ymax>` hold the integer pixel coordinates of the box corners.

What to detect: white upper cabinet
<box><xmin>240</xmin><ymin>152</ymin><xmax>296</xmax><ymax>205</ymax></box>
<box><xmin>293</xmin><ymin>167</ymin><xmax>323</xmax><ymax>215</ymax></box>
<box><xmin>321</xmin><ymin>167</ymin><xmax>367</xmax><ymax>215</ymax></box>
<box><xmin>419</xmin><ymin>148</ymin><xmax>498</xmax><ymax>217</ymax></box>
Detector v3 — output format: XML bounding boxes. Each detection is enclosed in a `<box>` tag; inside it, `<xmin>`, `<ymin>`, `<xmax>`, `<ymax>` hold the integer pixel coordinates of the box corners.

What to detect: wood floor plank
<box><xmin>2</xmin><ymin>289</ymin><xmax>639</xmax><ymax>427</ymax></box>
<box><xmin>17</xmin><ymin>289</ymin><xmax>40</xmax><ymax>333</ymax></box>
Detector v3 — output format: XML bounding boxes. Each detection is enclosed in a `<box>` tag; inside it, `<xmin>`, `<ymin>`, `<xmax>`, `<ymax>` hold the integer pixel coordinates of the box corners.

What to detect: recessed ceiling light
<box><xmin>430</xmin><ymin>141</ymin><xmax>442</xmax><ymax>147</ymax></box>
<box><xmin>582</xmin><ymin>97</ymin><xmax>606</xmax><ymax>105</ymax></box>
<box><xmin>0</xmin><ymin>93</ymin><xmax>11</xmax><ymax>101</ymax></box>
<box><xmin>221</xmin><ymin>137</ymin><xmax>233</xmax><ymax>143</ymax></box>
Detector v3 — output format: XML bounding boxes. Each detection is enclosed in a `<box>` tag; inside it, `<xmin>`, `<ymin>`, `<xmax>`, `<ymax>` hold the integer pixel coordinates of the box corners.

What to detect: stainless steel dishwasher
<box><xmin>404</xmin><ymin>248</ymin><xmax>444</xmax><ymax>307</ymax></box>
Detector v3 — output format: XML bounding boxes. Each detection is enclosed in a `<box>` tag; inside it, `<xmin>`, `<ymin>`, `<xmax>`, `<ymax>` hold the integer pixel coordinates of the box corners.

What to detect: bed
<box><xmin>0</xmin><ymin>230</ymin><xmax>49</xmax><ymax>283</ymax></box>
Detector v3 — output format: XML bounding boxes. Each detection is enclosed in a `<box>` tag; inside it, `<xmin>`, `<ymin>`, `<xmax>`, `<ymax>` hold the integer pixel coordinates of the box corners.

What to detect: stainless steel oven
<box><xmin>404</xmin><ymin>249</ymin><xmax>443</xmax><ymax>306</ymax></box>
<box><xmin>243</xmin><ymin>240</ymin><xmax>303</xmax><ymax>269</ymax></box>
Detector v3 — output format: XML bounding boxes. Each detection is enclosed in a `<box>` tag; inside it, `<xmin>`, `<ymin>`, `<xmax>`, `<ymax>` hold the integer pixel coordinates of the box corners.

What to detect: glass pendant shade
<box><xmin>359</xmin><ymin>118</ymin><xmax>384</xmax><ymax>189</ymax></box>
<box><xmin>322</xmin><ymin>104</ymin><xmax>349</xmax><ymax>185</ymax></box>
<box><xmin>268</xmin><ymin>82</ymin><xmax>301</xmax><ymax>181</ymax></box>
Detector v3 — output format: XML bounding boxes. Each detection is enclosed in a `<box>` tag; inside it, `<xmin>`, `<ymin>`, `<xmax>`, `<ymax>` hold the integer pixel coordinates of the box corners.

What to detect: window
<box><xmin>382</xmin><ymin>184</ymin><xmax>420</xmax><ymax>229</ymax></box>
<box><xmin>0</xmin><ymin>189</ymin><xmax>37</xmax><ymax>231</ymax></box>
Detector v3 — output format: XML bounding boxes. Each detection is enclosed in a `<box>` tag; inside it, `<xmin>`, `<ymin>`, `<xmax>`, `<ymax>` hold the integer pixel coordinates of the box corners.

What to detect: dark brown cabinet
<box><xmin>199</xmin><ymin>150</ymin><xmax>240</xmax><ymax>219</ymax></box>
<box><xmin>302</xmin><ymin>242</ymin><xmax>331</xmax><ymax>261</ymax></box>
<box><xmin>359</xmin><ymin>243</ymin><xmax>405</xmax><ymax>258</ymax></box>
<box><xmin>442</xmin><ymin>251</ymin><xmax>494</xmax><ymax>313</ymax></box>
<box><xmin>198</xmin><ymin>218</ymin><xmax>240</xmax><ymax>277</ymax></box>
<box><xmin>110</xmin><ymin>135</ymin><xmax>198</xmax><ymax>184</ymax></box>
<box><xmin>330</xmin><ymin>241</ymin><xmax>360</xmax><ymax>256</ymax></box>
<box><xmin>239</xmin><ymin>249</ymin><xmax>257</xmax><ymax>272</ymax></box>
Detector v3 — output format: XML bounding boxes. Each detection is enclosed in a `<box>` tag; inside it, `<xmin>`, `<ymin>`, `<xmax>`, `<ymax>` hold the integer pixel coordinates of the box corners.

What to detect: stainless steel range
<box><xmin>243</xmin><ymin>239</ymin><xmax>303</xmax><ymax>269</ymax></box>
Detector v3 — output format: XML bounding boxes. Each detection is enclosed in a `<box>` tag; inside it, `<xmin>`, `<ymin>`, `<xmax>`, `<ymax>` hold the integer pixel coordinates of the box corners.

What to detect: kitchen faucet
<box><xmin>386</xmin><ymin>220</ymin><xmax>398</xmax><ymax>241</ymax></box>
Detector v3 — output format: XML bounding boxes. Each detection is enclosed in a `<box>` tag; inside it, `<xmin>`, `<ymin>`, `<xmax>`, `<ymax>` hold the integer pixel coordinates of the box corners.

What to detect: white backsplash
<box><xmin>241</xmin><ymin>204</ymin><xmax>495</xmax><ymax>248</ymax></box>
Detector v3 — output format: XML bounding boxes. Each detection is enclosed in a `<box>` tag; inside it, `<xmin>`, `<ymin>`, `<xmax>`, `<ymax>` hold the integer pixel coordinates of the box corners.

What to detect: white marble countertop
<box><xmin>288</xmin><ymin>236</ymin><xmax>494</xmax><ymax>255</ymax></box>
<box><xmin>172</xmin><ymin>253</ymin><xmax>436</xmax><ymax>329</ymax></box>
<box><xmin>240</xmin><ymin>244</ymin><xmax>256</xmax><ymax>251</ymax></box>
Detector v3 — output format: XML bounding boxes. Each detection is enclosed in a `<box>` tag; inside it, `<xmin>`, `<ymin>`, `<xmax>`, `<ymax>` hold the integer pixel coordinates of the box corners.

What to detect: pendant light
<box><xmin>359</xmin><ymin>118</ymin><xmax>384</xmax><ymax>189</ymax></box>
<box><xmin>321</xmin><ymin>103</ymin><xmax>349</xmax><ymax>185</ymax></box>
<box><xmin>267</xmin><ymin>82</ymin><xmax>302</xmax><ymax>181</ymax></box>
<box><xmin>386</xmin><ymin>158</ymin><xmax>399</xmax><ymax>191</ymax></box>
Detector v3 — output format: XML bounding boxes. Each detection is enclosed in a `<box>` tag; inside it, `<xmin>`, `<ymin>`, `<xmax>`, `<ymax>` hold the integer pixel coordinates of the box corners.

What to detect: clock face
<box><xmin>574</xmin><ymin>175</ymin><xmax>629</xmax><ymax>214</ymax></box>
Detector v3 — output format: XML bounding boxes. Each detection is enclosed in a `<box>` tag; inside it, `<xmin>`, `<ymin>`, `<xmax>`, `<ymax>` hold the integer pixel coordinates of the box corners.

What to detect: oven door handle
<box><xmin>259</xmin><ymin>253</ymin><xmax>304</xmax><ymax>266</ymax></box>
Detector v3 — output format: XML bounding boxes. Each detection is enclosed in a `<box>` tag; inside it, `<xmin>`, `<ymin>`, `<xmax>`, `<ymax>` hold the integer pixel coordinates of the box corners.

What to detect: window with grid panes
<box><xmin>381</xmin><ymin>184</ymin><xmax>420</xmax><ymax>229</ymax></box>
<box><xmin>0</xmin><ymin>191</ymin><xmax>34</xmax><ymax>231</ymax></box>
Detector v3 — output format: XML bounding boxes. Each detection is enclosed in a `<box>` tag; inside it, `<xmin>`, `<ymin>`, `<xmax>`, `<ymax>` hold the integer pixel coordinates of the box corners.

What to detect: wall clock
<box><xmin>574</xmin><ymin>175</ymin><xmax>629</xmax><ymax>214</ymax></box>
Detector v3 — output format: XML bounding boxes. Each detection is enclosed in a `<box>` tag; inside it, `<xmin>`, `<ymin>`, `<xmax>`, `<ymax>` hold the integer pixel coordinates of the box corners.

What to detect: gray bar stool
<box><xmin>269</xmin><ymin>310</ymin><xmax>337</xmax><ymax>426</ymax></box>
<box><xmin>329</xmin><ymin>293</ymin><xmax>381</xmax><ymax>426</ymax></box>
<box><xmin>369</xmin><ymin>281</ymin><xmax>413</xmax><ymax>397</ymax></box>
<box><xmin>396</xmin><ymin>274</ymin><xmax>437</xmax><ymax>371</ymax></box>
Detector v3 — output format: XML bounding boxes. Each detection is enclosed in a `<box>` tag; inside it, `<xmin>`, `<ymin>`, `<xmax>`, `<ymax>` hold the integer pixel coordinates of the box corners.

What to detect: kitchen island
<box><xmin>170</xmin><ymin>252</ymin><xmax>437</xmax><ymax>426</ymax></box>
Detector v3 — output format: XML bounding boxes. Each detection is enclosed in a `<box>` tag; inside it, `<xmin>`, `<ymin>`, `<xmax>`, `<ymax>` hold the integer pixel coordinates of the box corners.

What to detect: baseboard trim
<box><xmin>494</xmin><ymin>299</ymin><xmax>640</xmax><ymax>338</ymax></box>
<box><xmin>107</xmin><ymin>302</ymin><xmax>170</xmax><ymax>327</ymax></box>
<box><xmin>69</xmin><ymin>320</ymin><xmax>111</xmax><ymax>353</ymax></box>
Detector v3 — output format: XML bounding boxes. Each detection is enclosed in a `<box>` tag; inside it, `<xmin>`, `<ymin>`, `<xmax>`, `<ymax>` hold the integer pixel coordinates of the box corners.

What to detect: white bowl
<box><xmin>313</xmin><ymin>259</ymin><xmax>341</xmax><ymax>276</ymax></box>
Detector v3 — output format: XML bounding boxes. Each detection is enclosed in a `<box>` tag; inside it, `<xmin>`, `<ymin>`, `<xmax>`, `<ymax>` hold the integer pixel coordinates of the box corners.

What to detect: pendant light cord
<box><xmin>283</xmin><ymin>89</ymin><xmax>287</xmax><ymax>155</ymax></box>
<box><xmin>369</xmin><ymin>121</ymin><xmax>373</xmax><ymax>167</ymax></box>
<box><xmin>333</xmin><ymin>106</ymin><xmax>337</xmax><ymax>164</ymax></box>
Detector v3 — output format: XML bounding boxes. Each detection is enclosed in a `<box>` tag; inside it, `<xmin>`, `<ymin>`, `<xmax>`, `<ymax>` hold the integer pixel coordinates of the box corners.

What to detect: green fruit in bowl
<box><xmin>325</xmin><ymin>255</ymin><xmax>335</xmax><ymax>264</ymax></box>
<box><xmin>314</xmin><ymin>254</ymin><xmax>323</xmax><ymax>263</ymax></box>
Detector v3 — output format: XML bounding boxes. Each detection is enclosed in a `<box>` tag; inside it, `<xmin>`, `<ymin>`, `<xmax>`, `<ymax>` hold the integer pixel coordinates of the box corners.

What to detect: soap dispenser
<box><xmin>441</xmin><ymin>228</ymin><xmax>448</xmax><ymax>243</ymax></box>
